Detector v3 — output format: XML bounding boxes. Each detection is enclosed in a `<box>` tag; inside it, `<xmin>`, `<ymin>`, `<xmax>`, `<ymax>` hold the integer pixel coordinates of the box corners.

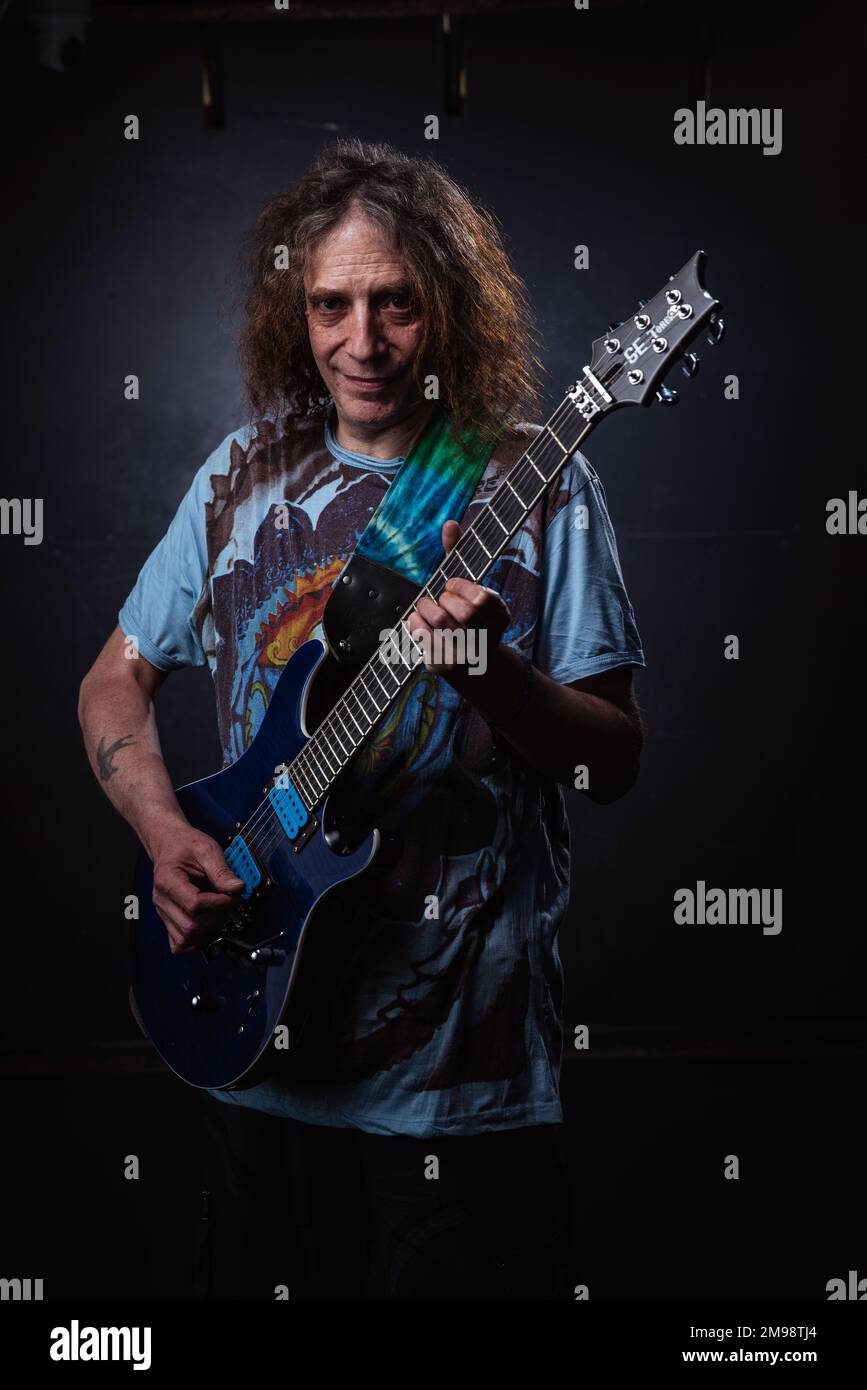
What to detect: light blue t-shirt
<box><xmin>119</xmin><ymin>408</ymin><xmax>645</xmax><ymax>1136</ymax></box>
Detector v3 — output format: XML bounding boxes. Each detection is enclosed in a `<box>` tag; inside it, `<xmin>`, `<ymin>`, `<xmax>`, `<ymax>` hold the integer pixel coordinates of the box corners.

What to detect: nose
<box><xmin>344</xmin><ymin>304</ymin><xmax>385</xmax><ymax>363</ymax></box>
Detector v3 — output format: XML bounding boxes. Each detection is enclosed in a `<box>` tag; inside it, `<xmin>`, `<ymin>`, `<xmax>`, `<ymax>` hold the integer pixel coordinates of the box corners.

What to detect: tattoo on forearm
<box><xmin>97</xmin><ymin>734</ymin><xmax>136</xmax><ymax>782</ymax></box>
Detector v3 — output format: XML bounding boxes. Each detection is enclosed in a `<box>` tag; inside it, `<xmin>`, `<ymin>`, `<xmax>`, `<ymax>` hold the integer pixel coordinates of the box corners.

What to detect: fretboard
<box><xmin>288</xmin><ymin>387</ymin><xmax>600</xmax><ymax>810</ymax></box>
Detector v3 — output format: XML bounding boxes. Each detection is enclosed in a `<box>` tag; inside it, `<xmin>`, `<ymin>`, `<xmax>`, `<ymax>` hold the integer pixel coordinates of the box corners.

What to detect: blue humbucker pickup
<box><xmin>224</xmin><ymin>834</ymin><xmax>262</xmax><ymax>900</ymax></box>
<box><xmin>268</xmin><ymin>772</ymin><xmax>309</xmax><ymax>841</ymax></box>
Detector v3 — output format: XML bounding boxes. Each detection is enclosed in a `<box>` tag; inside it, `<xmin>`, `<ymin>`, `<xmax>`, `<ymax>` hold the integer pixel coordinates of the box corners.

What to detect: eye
<box><xmin>386</xmin><ymin>292</ymin><xmax>414</xmax><ymax>313</ymax></box>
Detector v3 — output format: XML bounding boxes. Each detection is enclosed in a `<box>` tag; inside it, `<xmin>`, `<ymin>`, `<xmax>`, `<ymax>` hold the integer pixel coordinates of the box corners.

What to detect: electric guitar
<box><xmin>130</xmin><ymin>250</ymin><xmax>724</xmax><ymax>1090</ymax></box>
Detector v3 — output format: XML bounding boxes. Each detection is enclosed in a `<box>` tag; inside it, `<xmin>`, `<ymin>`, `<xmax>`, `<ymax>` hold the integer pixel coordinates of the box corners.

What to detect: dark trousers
<box><xmin>195</xmin><ymin>1092</ymin><xmax>573</xmax><ymax>1300</ymax></box>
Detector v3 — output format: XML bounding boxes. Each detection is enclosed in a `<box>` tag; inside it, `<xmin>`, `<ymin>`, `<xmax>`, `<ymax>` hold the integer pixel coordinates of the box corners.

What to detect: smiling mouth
<box><xmin>345</xmin><ymin>374</ymin><xmax>393</xmax><ymax>383</ymax></box>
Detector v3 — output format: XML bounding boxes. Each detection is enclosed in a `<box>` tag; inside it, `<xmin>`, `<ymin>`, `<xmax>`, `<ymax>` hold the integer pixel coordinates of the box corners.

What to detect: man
<box><xmin>78</xmin><ymin>138</ymin><xmax>645</xmax><ymax>1300</ymax></box>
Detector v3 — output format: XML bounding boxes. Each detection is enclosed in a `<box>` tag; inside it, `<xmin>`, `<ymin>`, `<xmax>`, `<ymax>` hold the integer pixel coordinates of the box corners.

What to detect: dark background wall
<box><xmin>0</xmin><ymin>0</ymin><xmax>863</xmax><ymax>1300</ymax></box>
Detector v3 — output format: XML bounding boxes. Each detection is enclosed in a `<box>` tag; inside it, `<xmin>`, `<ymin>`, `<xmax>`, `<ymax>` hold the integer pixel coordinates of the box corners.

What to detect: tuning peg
<box><xmin>655</xmin><ymin>385</ymin><xmax>679</xmax><ymax>406</ymax></box>
<box><xmin>680</xmin><ymin>351</ymin><xmax>700</xmax><ymax>379</ymax></box>
<box><xmin>706</xmin><ymin>312</ymin><xmax>725</xmax><ymax>346</ymax></box>
<box><xmin>608</xmin><ymin>318</ymin><xmax>624</xmax><ymax>332</ymax></box>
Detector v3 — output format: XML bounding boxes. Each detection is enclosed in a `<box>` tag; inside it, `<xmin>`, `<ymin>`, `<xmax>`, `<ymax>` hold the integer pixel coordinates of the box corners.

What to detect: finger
<box><xmin>441</xmin><ymin>577</ymin><xmax>487</xmax><ymax>602</ymax></box>
<box><xmin>169</xmin><ymin>934</ymin><xmax>198</xmax><ymax>957</ymax></box>
<box><xmin>153</xmin><ymin>867</ymin><xmax>203</xmax><ymax>917</ymax></box>
<box><xmin>155</xmin><ymin>872</ymin><xmax>209</xmax><ymax>917</ymax></box>
<box><xmin>435</xmin><ymin>592</ymin><xmax>479</xmax><ymax>626</ymax></box>
<box><xmin>407</xmin><ymin>617</ymin><xmax>432</xmax><ymax>655</ymax></box>
<box><xmin>414</xmin><ymin>596</ymin><xmax>447</xmax><ymax>627</ymax></box>
<box><xmin>154</xmin><ymin>867</ymin><xmax>228</xmax><ymax>919</ymax></box>
<box><xmin>442</xmin><ymin>519</ymin><xmax>463</xmax><ymax>553</ymax></box>
<box><xmin>152</xmin><ymin>891</ymin><xmax>197</xmax><ymax>936</ymax></box>
<box><xmin>442</xmin><ymin>582</ymin><xmax>509</xmax><ymax>628</ymax></box>
<box><xmin>154</xmin><ymin>903</ymin><xmax>184</xmax><ymax>953</ymax></box>
<box><xmin>157</xmin><ymin>878</ymin><xmax>238</xmax><ymax>940</ymax></box>
<box><xmin>407</xmin><ymin>615</ymin><xmax>447</xmax><ymax>670</ymax></box>
<box><xmin>187</xmin><ymin>889</ymin><xmax>243</xmax><ymax>916</ymax></box>
<box><xmin>162</xmin><ymin>919</ymin><xmax>190</xmax><ymax>955</ymax></box>
<box><xmin>154</xmin><ymin>900</ymin><xmax>202</xmax><ymax>955</ymax></box>
<box><xmin>404</xmin><ymin>617</ymin><xmax>434</xmax><ymax>669</ymax></box>
<box><xmin>196</xmin><ymin>842</ymin><xmax>246</xmax><ymax>895</ymax></box>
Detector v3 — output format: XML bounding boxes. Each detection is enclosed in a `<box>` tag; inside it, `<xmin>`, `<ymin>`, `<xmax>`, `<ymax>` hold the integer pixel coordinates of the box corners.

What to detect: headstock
<box><xmin>568</xmin><ymin>250</ymin><xmax>723</xmax><ymax>417</ymax></box>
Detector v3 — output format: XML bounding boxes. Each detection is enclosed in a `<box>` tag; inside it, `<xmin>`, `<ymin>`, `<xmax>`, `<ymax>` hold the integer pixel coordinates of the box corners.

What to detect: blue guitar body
<box><xmin>130</xmin><ymin>638</ymin><xmax>379</xmax><ymax>1090</ymax></box>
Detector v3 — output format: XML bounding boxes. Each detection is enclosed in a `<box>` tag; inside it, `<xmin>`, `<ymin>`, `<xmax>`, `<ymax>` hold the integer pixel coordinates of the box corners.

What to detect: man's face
<box><xmin>303</xmin><ymin>210</ymin><xmax>426</xmax><ymax>433</ymax></box>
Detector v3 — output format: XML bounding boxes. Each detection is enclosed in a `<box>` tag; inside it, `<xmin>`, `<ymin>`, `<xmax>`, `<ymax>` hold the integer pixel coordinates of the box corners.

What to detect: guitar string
<box><xmin>234</xmin><ymin>385</ymin><xmax>605</xmax><ymax>865</ymax></box>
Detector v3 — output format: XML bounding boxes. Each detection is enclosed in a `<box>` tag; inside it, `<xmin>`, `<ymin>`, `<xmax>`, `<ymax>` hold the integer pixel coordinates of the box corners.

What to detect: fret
<box><xmin>541</xmin><ymin>444</ymin><xmax>569</xmax><ymax>476</ymax></box>
<box><xmin>346</xmin><ymin>686</ymin><xmax>370</xmax><ymax>731</ymax></box>
<box><xmin>525</xmin><ymin>453</ymin><xmax>548</xmax><ymax>483</ymax></box>
<box><xmin>544</xmin><ymin>423</ymin><xmax>571</xmax><ymax>457</ymax></box>
<box><xmin>307</xmin><ymin>743</ymin><xmax>333</xmax><ymax>785</ymax></box>
<box><xmin>471</xmin><ymin>526</ymin><xmax>492</xmax><ymax>559</ymax></box>
<box><xmin>384</xmin><ymin>646</ymin><xmax>413</xmax><ymax>683</ymax></box>
<box><xmin>511</xmin><ymin>466</ymin><xmax>541</xmax><ymax>509</ymax></box>
<box><xmin>343</xmin><ymin>699</ymin><xmax>364</xmax><ymax>736</ymax></box>
<box><xmin>329</xmin><ymin>715</ymin><xmax>353</xmax><ymax>757</ymax></box>
<box><xmin>452</xmin><ymin>549</ymin><xmax>475</xmax><ymax>579</ymax></box>
<box><xmin>457</xmin><ymin>534</ymin><xmax>489</xmax><ymax>576</ymax></box>
<box><xmin>374</xmin><ymin>653</ymin><xmax>401</xmax><ymax>695</ymax></box>
<box><xmin>333</xmin><ymin>701</ymin><xmax>360</xmax><ymax>744</ymax></box>
<box><xmin>427</xmin><ymin>564</ymin><xmax>464</xmax><ymax>604</ymax></box>
<box><xmin>423</xmin><ymin>574</ymin><xmax>444</xmax><ymax>604</ymax></box>
<box><xmin>346</xmin><ymin>693</ymin><xmax>367</xmax><ymax>733</ymax></box>
<box><xmin>367</xmin><ymin>662</ymin><xmax>391</xmax><ymax>702</ymax></box>
<box><xmin>325</xmin><ymin>721</ymin><xmax>349</xmax><ymax>767</ymax></box>
<box><xmin>471</xmin><ymin>531</ymin><xmax>507</xmax><ymax>577</ymax></box>
<box><xmin>473</xmin><ymin>506</ymin><xmax>507</xmax><ymax>551</ymax></box>
<box><xmin>293</xmin><ymin>760</ymin><xmax>318</xmax><ymax>805</ymax></box>
<box><xmin>300</xmin><ymin>756</ymin><xmax>323</xmax><ymax>800</ymax></box>
<box><xmin>397</xmin><ymin>619</ymin><xmax>425</xmax><ymax>672</ymax></box>
<box><xmin>433</xmin><ymin>559</ymin><xmax>456</xmax><ymax>592</ymax></box>
<box><xmin>300</xmin><ymin>750</ymin><xmax>323</xmax><ymax>795</ymax></box>
<box><xmin>316</xmin><ymin>729</ymin><xmax>342</xmax><ymax>775</ymax></box>
<box><xmin>296</xmin><ymin>747</ymin><xmax>320</xmax><ymax>791</ymax></box>
<box><xmin>490</xmin><ymin>489</ymin><xmax>524</xmax><ymax>531</ymax></box>
<box><xmin>356</xmin><ymin>669</ymin><xmax>377</xmax><ymax>710</ymax></box>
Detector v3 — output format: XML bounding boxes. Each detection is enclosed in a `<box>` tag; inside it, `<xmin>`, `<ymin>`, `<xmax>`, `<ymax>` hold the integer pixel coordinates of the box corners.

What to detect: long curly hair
<box><xmin>237</xmin><ymin>138</ymin><xmax>543</xmax><ymax>446</ymax></box>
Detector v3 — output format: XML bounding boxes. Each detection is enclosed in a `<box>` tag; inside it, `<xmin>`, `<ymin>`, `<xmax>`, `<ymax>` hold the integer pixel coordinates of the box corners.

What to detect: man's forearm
<box><xmin>78</xmin><ymin>677</ymin><xmax>189</xmax><ymax>859</ymax></box>
<box><xmin>447</xmin><ymin>644</ymin><xmax>641</xmax><ymax>800</ymax></box>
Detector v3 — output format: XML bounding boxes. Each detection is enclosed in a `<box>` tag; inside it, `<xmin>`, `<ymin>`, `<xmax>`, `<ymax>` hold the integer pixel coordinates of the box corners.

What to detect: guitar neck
<box><xmin>288</xmin><ymin>388</ymin><xmax>602</xmax><ymax>810</ymax></box>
